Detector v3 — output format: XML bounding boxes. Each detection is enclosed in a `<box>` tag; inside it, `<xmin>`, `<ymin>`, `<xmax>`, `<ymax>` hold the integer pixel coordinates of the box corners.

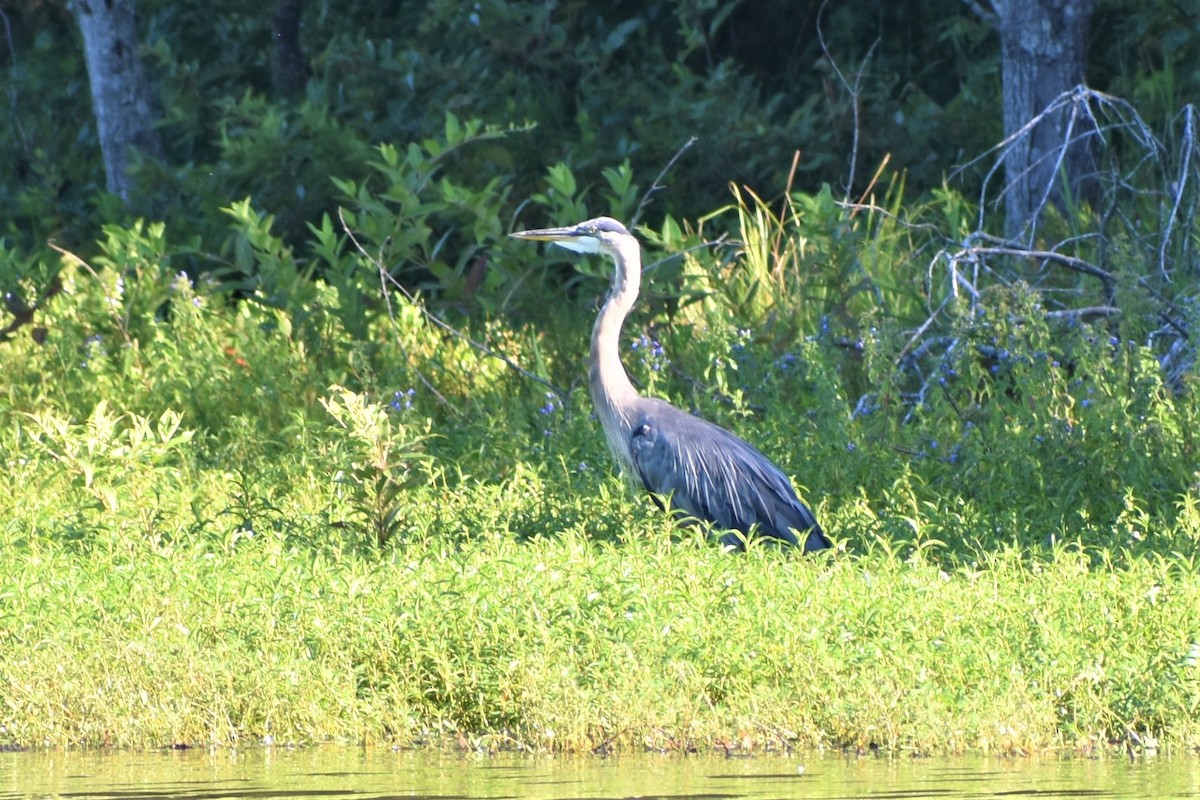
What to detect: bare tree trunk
<box><xmin>74</xmin><ymin>0</ymin><xmax>162</xmax><ymax>205</ymax></box>
<box><xmin>271</xmin><ymin>0</ymin><xmax>307</xmax><ymax>100</ymax></box>
<box><xmin>974</xmin><ymin>0</ymin><xmax>1096</xmax><ymax>240</ymax></box>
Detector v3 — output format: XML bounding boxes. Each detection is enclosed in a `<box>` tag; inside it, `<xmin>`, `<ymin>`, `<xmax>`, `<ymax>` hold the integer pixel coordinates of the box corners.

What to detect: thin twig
<box><xmin>350</xmin><ymin>223</ymin><xmax>458</xmax><ymax>412</ymax></box>
<box><xmin>631</xmin><ymin>136</ymin><xmax>697</xmax><ymax>228</ymax></box>
<box><xmin>896</xmin><ymin>298</ymin><xmax>949</xmax><ymax>363</ymax></box>
<box><xmin>338</xmin><ymin>208</ymin><xmax>568</xmax><ymax>411</ymax></box>
<box><xmin>772</xmin><ymin>151</ymin><xmax>802</xmax><ymax>264</ymax></box>
<box><xmin>1159</xmin><ymin>105</ymin><xmax>1195</xmax><ymax>281</ymax></box>
<box><xmin>961</xmin><ymin>0</ymin><xmax>998</xmax><ymax>27</ymax></box>
<box><xmin>817</xmin><ymin>0</ymin><xmax>879</xmax><ymax>201</ymax></box>
<box><xmin>643</xmin><ymin>233</ymin><xmax>731</xmax><ymax>275</ymax></box>
<box><xmin>0</xmin><ymin>7</ymin><xmax>29</xmax><ymax>156</ymax></box>
<box><xmin>835</xmin><ymin>199</ymin><xmax>947</xmax><ymax>238</ymax></box>
<box><xmin>46</xmin><ymin>241</ymin><xmax>136</xmax><ymax>349</ymax></box>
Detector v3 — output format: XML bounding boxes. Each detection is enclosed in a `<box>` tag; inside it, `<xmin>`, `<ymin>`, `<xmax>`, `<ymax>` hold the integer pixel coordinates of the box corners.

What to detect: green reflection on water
<box><xmin>0</xmin><ymin>748</ymin><xmax>1197</xmax><ymax>799</ymax></box>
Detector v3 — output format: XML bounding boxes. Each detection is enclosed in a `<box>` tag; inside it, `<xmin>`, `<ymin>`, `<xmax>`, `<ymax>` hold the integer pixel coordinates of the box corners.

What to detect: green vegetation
<box><xmin>3</xmin><ymin>0</ymin><xmax>1200</xmax><ymax>756</ymax></box>
<box><xmin>6</xmin><ymin>1</ymin><xmax>1198</xmax><ymax>261</ymax></box>
<box><xmin>4</xmin><ymin>518</ymin><xmax>1198</xmax><ymax>753</ymax></box>
<box><xmin>1</xmin><ymin>171</ymin><xmax>1199</xmax><ymax>752</ymax></box>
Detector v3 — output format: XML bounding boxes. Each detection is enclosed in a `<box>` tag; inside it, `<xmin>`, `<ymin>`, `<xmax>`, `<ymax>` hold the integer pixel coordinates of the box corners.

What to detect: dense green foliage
<box><xmin>1</xmin><ymin>194</ymin><xmax>1199</xmax><ymax>751</ymax></box>
<box><xmin>4</xmin><ymin>0</ymin><xmax>1198</xmax><ymax>260</ymax></box>
<box><xmin>2</xmin><ymin>0</ymin><xmax>1200</xmax><ymax>754</ymax></box>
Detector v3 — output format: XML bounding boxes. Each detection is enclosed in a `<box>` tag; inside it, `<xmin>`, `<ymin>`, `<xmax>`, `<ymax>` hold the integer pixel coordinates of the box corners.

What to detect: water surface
<box><xmin>1</xmin><ymin>747</ymin><xmax>1196</xmax><ymax>799</ymax></box>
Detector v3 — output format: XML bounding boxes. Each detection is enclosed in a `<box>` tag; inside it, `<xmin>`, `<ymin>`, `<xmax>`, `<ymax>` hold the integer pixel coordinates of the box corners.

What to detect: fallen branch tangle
<box><xmin>881</xmin><ymin>88</ymin><xmax>1200</xmax><ymax>413</ymax></box>
<box><xmin>962</xmin><ymin>239</ymin><xmax>1115</xmax><ymax>286</ymax></box>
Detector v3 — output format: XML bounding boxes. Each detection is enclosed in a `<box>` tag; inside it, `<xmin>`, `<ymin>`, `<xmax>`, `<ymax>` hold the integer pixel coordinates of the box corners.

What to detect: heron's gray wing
<box><xmin>627</xmin><ymin>398</ymin><xmax>827</xmax><ymax>550</ymax></box>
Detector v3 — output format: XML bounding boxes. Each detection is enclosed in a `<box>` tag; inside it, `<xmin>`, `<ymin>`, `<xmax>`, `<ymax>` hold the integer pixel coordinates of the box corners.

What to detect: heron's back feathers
<box><xmin>627</xmin><ymin>398</ymin><xmax>828</xmax><ymax>551</ymax></box>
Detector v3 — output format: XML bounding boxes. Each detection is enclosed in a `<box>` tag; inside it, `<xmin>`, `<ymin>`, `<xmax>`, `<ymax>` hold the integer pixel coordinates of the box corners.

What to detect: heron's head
<box><xmin>509</xmin><ymin>216</ymin><xmax>632</xmax><ymax>257</ymax></box>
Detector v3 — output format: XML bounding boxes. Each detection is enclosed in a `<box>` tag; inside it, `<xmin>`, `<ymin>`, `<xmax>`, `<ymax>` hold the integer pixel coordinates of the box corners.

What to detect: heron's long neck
<box><xmin>589</xmin><ymin>238</ymin><xmax>642</xmax><ymax>449</ymax></box>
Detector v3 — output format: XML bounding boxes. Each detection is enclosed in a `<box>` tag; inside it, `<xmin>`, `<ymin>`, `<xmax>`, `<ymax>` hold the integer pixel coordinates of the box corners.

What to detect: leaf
<box><xmin>602</xmin><ymin>18</ymin><xmax>642</xmax><ymax>54</ymax></box>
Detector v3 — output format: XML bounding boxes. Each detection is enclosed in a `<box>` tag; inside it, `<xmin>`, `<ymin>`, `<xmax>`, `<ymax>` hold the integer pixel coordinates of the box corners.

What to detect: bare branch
<box><xmin>816</xmin><ymin>0</ymin><xmax>879</xmax><ymax>201</ymax></box>
<box><xmin>886</xmin><ymin>86</ymin><xmax>1200</xmax><ymax>407</ymax></box>
<box><xmin>1159</xmin><ymin>105</ymin><xmax>1196</xmax><ymax>281</ymax></box>
<box><xmin>631</xmin><ymin>136</ymin><xmax>697</xmax><ymax>228</ymax></box>
<box><xmin>962</xmin><ymin>0</ymin><xmax>999</xmax><ymax>27</ymax></box>
<box><xmin>1044</xmin><ymin>306</ymin><xmax>1119</xmax><ymax>321</ymax></box>
<box><xmin>337</xmin><ymin>209</ymin><xmax>570</xmax><ymax>412</ymax></box>
<box><xmin>643</xmin><ymin>233</ymin><xmax>730</xmax><ymax>275</ymax></box>
<box><xmin>964</xmin><ymin>245</ymin><xmax>1114</xmax><ymax>284</ymax></box>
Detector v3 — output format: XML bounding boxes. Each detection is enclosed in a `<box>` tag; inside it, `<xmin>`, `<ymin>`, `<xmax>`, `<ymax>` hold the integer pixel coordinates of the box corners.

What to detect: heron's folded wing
<box><xmin>627</xmin><ymin>401</ymin><xmax>822</xmax><ymax>547</ymax></box>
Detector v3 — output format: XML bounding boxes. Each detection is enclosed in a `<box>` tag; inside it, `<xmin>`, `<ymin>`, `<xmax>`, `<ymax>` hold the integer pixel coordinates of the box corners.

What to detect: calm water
<box><xmin>1</xmin><ymin>747</ymin><xmax>1197</xmax><ymax>799</ymax></box>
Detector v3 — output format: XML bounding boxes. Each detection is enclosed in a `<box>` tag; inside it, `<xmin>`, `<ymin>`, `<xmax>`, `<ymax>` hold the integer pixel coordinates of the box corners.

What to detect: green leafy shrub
<box><xmin>320</xmin><ymin>385</ymin><xmax>432</xmax><ymax>550</ymax></box>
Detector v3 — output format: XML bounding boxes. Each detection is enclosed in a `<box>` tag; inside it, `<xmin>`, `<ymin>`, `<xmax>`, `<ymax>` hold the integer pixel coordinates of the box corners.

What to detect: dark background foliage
<box><xmin>4</xmin><ymin>0</ymin><xmax>1194</xmax><ymax>261</ymax></box>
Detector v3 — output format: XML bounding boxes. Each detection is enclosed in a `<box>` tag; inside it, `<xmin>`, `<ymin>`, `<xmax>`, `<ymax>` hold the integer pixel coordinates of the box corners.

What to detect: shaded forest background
<box><xmin>3</xmin><ymin>0</ymin><xmax>1196</xmax><ymax>258</ymax></box>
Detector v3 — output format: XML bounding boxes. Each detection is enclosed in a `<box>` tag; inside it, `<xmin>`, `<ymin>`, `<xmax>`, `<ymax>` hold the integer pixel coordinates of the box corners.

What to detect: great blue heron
<box><xmin>511</xmin><ymin>216</ymin><xmax>829</xmax><ymax>551</ymax></box>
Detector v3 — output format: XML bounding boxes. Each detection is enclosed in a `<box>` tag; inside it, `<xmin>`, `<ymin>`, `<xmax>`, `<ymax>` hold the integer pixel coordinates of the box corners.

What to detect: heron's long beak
<box><xmin>508</xmin><ymin>225</ymin><xmax>581</xmax><ymax>242</ymax></box>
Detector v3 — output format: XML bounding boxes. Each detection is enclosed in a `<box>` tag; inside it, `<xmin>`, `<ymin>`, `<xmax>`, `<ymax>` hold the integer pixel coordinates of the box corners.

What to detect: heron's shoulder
<box><xmin>630</xmin><ymin>397</ymin><xmax>761</xmax><ymax>452</ymax></box>
<box><xmin>630</xmin><ymin>396</ymin><xmax>697</xmax><ymax>427</ymax></box>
